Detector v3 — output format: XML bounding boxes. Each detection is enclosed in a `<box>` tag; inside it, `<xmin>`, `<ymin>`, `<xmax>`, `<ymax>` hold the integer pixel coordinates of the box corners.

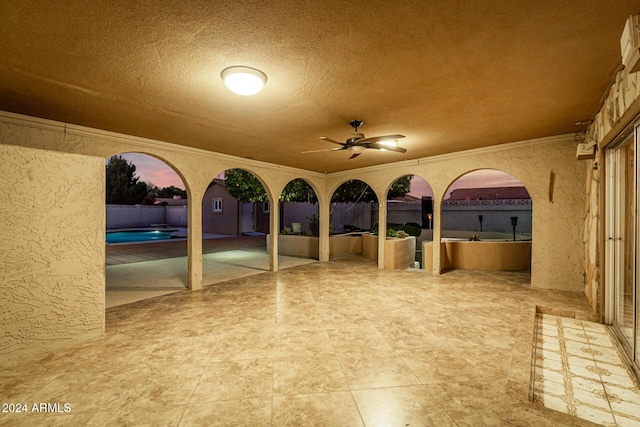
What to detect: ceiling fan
<box><xmin>302</xmin><ymin>120</ymin><xmax>406</xmax><ymax>159</ymax></box>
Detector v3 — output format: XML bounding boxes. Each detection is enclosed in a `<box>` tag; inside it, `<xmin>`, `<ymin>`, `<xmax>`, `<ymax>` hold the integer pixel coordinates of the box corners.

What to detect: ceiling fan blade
<box><xmin>319</xmin><ymin>136</ymin><xmax>346</xmax><ymax>146</ymax></box>
<box><xmin>349</xmin><ymin>152</ymin><xmax>362</xmax><ymax>159</ymax></box>
<box><xmin>355</xmin><ymin>134</ymin><xmax>405</xmax><ymax>144</ymax></box>
<box><xmin>367</xmin><ymin>143</ymin><xmax>407</xmax><ymax>153</ymax></box>
<box><xmin>301</xmin><ymin>146</ymin><xmax>347</xmax><ymax>154</ymax></box>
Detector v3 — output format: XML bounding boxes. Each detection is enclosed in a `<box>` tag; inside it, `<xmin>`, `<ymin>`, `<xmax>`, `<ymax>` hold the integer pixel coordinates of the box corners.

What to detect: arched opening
<box><xmin>381</xmin><ymin>175</ymin><xmax>434</xmax><ymax>269</ymax></box>
<box><xmin>330</xmin><ymin>179</ymin><xmax>378</xmax><ymax>234</ymax></box>
<box><xmin>200</xmin><ymin>169</ymin><xmax>316</xmax><ymax>285</ymax></box>
<box><xmin>440</xmin><ymin>169</ymin><xmax>532</xmax><ymax>274</ymax></box>
<box><xmin>105</xmin><ymin>152</ymin><xmax>189</xmax><ymax>308</ymax></box>
<box><xmin>327</xmin><ymin>179</ymin><xmax>377</xmax><ymax>260</ymax></box>
<box><xmin>200</xmin><ymin>168</ymin><xmax>271</xmax><ymax>286</ymax></box>
<box><xmin>276</xmin><ymin>178</ymin><xmax>321</xmax><ymax>261</ymax></box>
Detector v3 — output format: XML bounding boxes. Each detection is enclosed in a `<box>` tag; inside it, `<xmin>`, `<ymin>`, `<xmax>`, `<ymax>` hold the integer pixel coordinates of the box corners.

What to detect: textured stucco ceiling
<box><xmin>1</xmin><ymin>1</ymin><xmax>639</xmax><ymax>173</ymax></box>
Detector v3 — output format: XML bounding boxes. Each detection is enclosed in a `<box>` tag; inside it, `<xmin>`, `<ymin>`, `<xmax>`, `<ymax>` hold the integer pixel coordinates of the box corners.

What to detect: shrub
<box><xmin>372</xmin><ymin>222</ymin><xmax>420</xmax><ymax>237</ymax></box>
<box><xmin>401</xmin><ymin>223</ymin><xmax>421</xmax><ymax>237</ymax></box>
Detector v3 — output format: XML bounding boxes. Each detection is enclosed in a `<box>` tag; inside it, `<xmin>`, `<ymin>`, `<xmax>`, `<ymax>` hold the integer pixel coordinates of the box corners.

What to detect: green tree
<box><xmin>105</xmin><ymin>155</ymin><xmax>151</xmax><ymax>204</ymax></box>
<box><xmin>223</xmin><ymin>170</ymin><xmax>412</xmax><ymax>204</ymax></box>
<box><xmin>224</xmin><ymin>169</ymin><xmax>269</xmax><ymax>202</ymax></box>
<box><xmin>280</xmin><ymin>179</ymin><xmax>317</xmax><ymax>204</ymax></box>
<box><xmin>331</xmin><ymin>180</ymin><xmax>377</xmax><ymax>203</ymax></box>
<box><xmin>387</xmin><ymin>175</ymin><xmax>413</xmax><ymax>199</ymax></box>
<box><xmin>224</xmin><ymin>171</ymin><xmax>318</xmax><ymax>203</ymax></box>
<box><xmin>331</xmin><ymin>176</ymin><xmax>412</xmax><ymax>203</ymax></box>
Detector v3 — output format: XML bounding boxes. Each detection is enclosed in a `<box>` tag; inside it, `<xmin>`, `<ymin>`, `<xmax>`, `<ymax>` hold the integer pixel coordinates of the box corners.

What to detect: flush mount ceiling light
<box><xmin>220</xmin><ymin>66</ymin><xmax>267</xmax><ymax>96</ymax></box>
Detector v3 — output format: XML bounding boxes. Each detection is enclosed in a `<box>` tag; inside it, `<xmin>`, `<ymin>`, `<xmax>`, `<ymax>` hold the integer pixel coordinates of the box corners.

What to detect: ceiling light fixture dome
<box><xmin>220</xmin><ymin>66</ymin><xmax>267</xmax><ymax>96</ymax></box>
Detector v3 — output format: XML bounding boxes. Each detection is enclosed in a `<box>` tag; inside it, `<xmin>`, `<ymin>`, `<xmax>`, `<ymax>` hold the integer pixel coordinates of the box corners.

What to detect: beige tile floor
<box><xmin>106</xmin><ymin>251</ymin><xmax>316</xmax><ymax>307</ymax></box>
<box><xmin>533</xmin><ymin>313</ymin><xmax>640</xmax><ymax>426</ymax></box>
<box><xmin>1</xmin><ymin>255</ymin><xmax>613</xmax><ymax>426</ymax></box>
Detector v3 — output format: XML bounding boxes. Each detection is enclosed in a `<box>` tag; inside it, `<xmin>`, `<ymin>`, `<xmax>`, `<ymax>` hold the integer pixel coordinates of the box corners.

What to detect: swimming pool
<box><xmin>106</xmin><ymin>230</ymin><xmax>176</xmax><ymax>244</ymax></box>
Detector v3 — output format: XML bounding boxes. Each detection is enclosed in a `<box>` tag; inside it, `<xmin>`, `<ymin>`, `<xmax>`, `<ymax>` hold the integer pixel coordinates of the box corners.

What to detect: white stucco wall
<box><xmin>0</xmin><ymin>143</ymin><xmax>105</xmax><ymax>360</ymax></box>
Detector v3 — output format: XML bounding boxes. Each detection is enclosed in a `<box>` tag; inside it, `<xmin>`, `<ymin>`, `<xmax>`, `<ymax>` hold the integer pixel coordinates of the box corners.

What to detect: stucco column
<box><xmin>188</xmin><ymin>193</ymin><xmax>203</xmax><ymax>290</ymax></box>
<box><xmin>377</xmin><ymin>201</ymin><xmax>387</xmax><ymax>269</ymax></box>
<box><xmin>431</xmin><ymin>199</ymin><xmax>441</xmax><ymax>275</ymax></box>
<box><xmin>270</xmin><ymin>200</ymin><xmax>279</xmax><ymax>272</ymax></box>
<box><xmin>319</xmin><ymin>201</ymin><xmax>330</xmax><ymax>262</ymax></box>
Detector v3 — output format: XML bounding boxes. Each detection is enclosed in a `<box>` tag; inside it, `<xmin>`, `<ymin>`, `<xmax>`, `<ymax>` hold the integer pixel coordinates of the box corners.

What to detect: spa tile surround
<box><xmin>0</xmin><ymin>256</ymin><xmax>615</xmax><ymax>426</ymax></box>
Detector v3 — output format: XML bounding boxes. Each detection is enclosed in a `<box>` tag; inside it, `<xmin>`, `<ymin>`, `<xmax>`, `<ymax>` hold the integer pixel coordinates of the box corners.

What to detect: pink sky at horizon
<box><xmin>120</xmin><ymin>153</ymin><xmax>186</xmax><ymax>189</ymax></box>
<box><xmin>408</xmin><ymin>169</ymin><xmax>524</xmax><ymax>200</ymax></box>
<box><xmin>120</xmin><ymin>153</ymin><xmax>524</xmax><ymax>197</ymax></box>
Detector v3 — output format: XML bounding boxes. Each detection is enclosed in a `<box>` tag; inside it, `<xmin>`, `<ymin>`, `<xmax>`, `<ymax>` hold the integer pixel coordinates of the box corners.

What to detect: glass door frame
<box><xmin>605</xmin><ymin>117</ymin><xmax>640</xmax><ymax>379</ymax></box>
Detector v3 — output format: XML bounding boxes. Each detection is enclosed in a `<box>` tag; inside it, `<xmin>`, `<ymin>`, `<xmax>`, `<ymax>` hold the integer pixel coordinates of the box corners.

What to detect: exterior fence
<box><xmin>106</xmin><ymin>204</ymin><xmax>188</xmax><ymax>229</ymax></box>
<box><xmin>441</xmin><ymin>199</ymin><xmax>532</xmax><ymax>234</ymax></box>
<box><xmin>373</xmin><ymin>200</ymin><xmax>532</xmax><ymax>234</ymax></box>
<box><xmin>108</xmin><ymin>200</ymin><xmax>532</xmax><ymax>235</ymax></box>
<box><xmin>281</xmin><ymin>202</ymin><xmax>372</xmax><ymax>234</ymax></box>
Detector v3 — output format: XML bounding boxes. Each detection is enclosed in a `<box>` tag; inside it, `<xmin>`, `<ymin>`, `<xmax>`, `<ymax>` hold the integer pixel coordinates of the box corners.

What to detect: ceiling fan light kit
<box><xmin>377</xmin><ymin>140</ymin><xmax>398</xmax><ymax>147</ymax></box>
<box><xmin>220</xmin><ymin>66</ymin><xmax>267</xmax><ymax>96</ymax></box>
<box><xmin>302</xmin><ymin>119</ymin><xmax>407</xmax><ymax>159</ymax></box>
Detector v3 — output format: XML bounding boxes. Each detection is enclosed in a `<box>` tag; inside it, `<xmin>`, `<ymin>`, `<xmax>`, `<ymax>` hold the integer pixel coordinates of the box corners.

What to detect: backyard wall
<box><xmin>0</xmin><ymin>144</ymin><xmax>105</xmax><ymax>360</ymax></box>
<box><xmin>282</xmin><ymin>202</ymin><xmax>371</xmax><ymax>234</ymax></box>
<box><xmin>106</xmin><ymin>204</ymin><xmax>189</xmax><ymax>229</ymax></box>
<box><xmin>372</xmin><ymin>200</ymin><xmax>533</xmax><ymax>234</ymax></box>
<box><xmin>106</xmin><ymin>204</ymin><xmax>167</xmax><ymax>229</ymax></box>
<box><xmin>166</xmin><ymin>205</ymin><xmax>188</xmax><ymax>226</ymax></box>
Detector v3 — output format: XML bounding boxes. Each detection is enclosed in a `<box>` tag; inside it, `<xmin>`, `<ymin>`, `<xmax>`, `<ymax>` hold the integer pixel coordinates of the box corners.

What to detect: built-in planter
<box><xmin>423</xmin><ymin>240</ymin><xmax>532</xmax><ymax>272</ymax></box>
<box><xmin>329</xmin><ymin>234</ymin><xmax>361</xmax><ymax>257</ymax></box>
<box><xmin>361</xmin><ymin>233</ymin><xmax>378</xmax><ymax>260</ymax></box>
<box><xmin>364</xmin><ymin>233</ymin><xmax>416</xmax><ymax>269</ymax></box>
<box><xmin>267</xmin><ymin>234</ymin><xmax>319</xmax><ymax>259</ymax></box>
<box><xmin>384</xmin><ymin>236</ymin><xmax>416</xmax><ymax>269</ymax></box>
<box><xmin>267</xmin><ymin>233</ymin><xmax>417</xmax><ymax>269</ymax></box>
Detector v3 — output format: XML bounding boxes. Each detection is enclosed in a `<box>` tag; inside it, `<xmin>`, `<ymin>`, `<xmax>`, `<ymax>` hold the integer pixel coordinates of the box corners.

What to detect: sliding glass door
<box><xmin>606</xmin><ymin>122</ymin><xmax>639</xmax><ymax>375</ymax></box>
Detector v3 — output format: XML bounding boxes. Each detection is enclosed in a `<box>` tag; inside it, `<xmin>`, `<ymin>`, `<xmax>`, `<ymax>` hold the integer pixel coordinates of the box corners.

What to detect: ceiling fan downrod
<box><xmin>349</xmin><ymin>119</ymin><xmax>363</xmax><ymax>132</ymax></box>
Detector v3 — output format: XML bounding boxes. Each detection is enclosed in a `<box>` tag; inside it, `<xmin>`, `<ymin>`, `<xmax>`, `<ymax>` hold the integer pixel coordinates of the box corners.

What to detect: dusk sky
<box><xmin>121</xmin><ymin>153</ymin><xmax>523</xmax><ymax>197</ymax></box>
<box><xmin>121</xmin><ymin>153</ymin><xmax>185</xmax><ymax>189</ymax></box>
<box><xmin>408</xmin><ymin>169</ymin><xmax>523</xmax><ymax>199</ymax></box>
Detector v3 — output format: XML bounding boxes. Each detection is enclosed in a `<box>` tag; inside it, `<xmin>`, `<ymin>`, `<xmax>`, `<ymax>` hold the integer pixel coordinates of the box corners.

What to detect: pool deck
<box><xmin>105</xmin><ymin>235</ymin><xmax>316</xmax><ymax>307</ymax></box>
<box><xmin>106</xmin><ymin>234</ymin><xmax>262</xmax><ymax>266</ymax></box>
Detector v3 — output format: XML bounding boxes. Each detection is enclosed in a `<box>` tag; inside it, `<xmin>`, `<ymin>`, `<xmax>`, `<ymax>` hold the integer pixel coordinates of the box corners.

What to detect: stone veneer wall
<box><xmin>0</xmin><ymin>144</ymin><xmax>105</xmax><ymax>360</ymax></box>
<box><xmin>583</xmin><ymin>66</ymin><xmax>640</xmax><ymax>315</ymax></box>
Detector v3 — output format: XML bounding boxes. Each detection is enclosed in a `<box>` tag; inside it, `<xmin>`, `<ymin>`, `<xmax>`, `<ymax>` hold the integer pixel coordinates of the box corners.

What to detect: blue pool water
<box><xmin>106</xmin><ymin>230</ymin><xmax>175</xmax><ymax>244</ymax></box>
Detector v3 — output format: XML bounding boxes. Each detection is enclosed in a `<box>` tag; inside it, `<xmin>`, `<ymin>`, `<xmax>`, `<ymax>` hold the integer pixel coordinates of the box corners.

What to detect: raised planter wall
<box><xmin>361</xmin><ymin>233</ymin><xmax>378</xmax><ymax>260</ymax></box>
<box><xmin>384</xmin><ymin>236</ymin><xmax>416</xmax><ymax>269</ymax></box>
<box><xmin>364</xmin><ymin>233</ymin><xmax>417</xmax><ymax>269</ymax></box>
<box><xmin>267</xmin><ymin>234</ymin><xmax>319</xmax><ymax>259</ymax></box>
<box><xmin>268</xmin><ymin>233</ymin><xmax>415</xmax><ymax>269</ymax></box>
<box><xmin>329</xmin><ymin>234</ymin><xmax>362</xmax><ymax>257</ymax></box>
<box><xmin>423</xmin><ymin>240</ymin><xmax>532</xmax><ymax>272</ymax></box>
